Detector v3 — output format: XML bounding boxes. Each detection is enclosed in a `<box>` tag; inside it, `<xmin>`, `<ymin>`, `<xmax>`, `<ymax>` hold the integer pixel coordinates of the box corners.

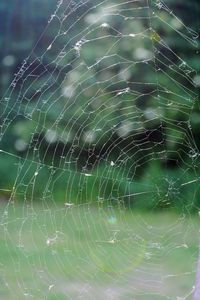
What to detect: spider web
<box><xmin>0</xmin><ymin>0</ymin><xmax>199</xmax><ymax>299</ymax></box>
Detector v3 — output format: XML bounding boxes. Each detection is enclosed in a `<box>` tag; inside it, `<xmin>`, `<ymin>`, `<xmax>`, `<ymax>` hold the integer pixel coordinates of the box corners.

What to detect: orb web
<box><xmin>0</xmin><ymin>0</ymin><xmax>199</xmax><ymax>299</ymax></box>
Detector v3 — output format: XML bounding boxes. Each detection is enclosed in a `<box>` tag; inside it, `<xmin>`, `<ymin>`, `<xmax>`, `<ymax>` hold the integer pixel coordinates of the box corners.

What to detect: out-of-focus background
<box><xmin>0</xmin><ymin>0</ymin><xmax>200</xmax><ymax>299</ymax></box>
<box><xmin>0</xmin><ymin>0</ymin><xmax>199</xmax><ymax>210</ymax></box>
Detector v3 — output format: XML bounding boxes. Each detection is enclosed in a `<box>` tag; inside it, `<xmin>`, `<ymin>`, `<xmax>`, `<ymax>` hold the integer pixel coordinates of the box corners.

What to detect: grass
<box><xmin>0</xmin><ymin>203</ymin><xmax>199</xmax><ymax>299</ymax></box>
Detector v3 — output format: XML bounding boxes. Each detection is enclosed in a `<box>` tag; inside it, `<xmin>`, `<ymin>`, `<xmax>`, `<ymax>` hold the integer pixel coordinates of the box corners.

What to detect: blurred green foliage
<box><xmin>0</xmin><ymin>0</ymin><xmax>200</xmax><ymax>211</ymax></box>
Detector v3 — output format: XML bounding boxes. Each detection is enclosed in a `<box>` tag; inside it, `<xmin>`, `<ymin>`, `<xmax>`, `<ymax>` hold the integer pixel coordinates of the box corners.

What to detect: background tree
<box><xmin>0</xmin><ymin>0</ymin><xmax>199</xmax><ymax>209</ymax></box>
